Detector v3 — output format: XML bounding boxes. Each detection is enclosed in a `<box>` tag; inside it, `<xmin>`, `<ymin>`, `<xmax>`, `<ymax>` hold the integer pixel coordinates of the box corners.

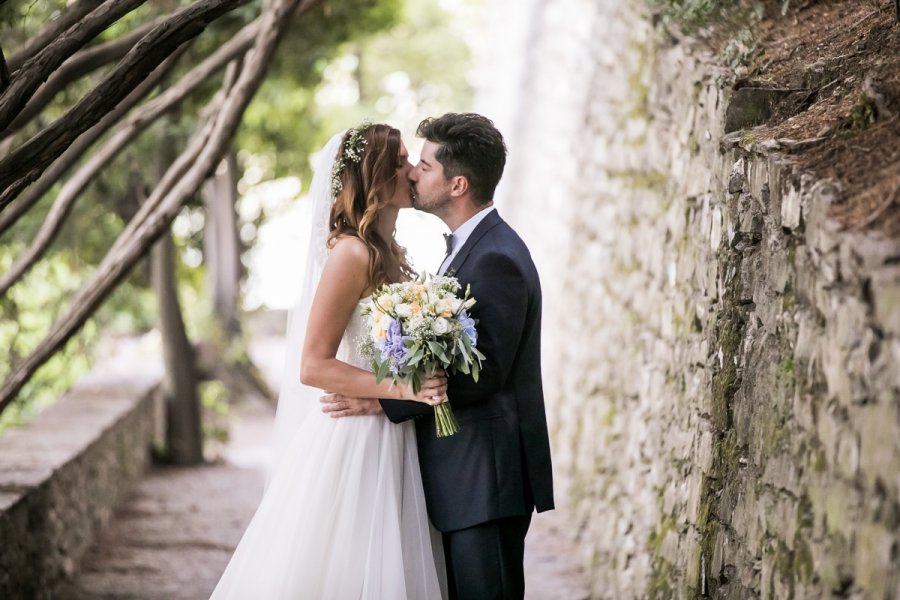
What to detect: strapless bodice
<box><xmin>336</xmin><ymin>297</ymin><xmax>371</xmax><ymax>371</ymax></box>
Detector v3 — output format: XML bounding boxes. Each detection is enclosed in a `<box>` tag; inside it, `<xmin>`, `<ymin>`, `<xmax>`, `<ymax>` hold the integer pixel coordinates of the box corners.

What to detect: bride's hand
<box><xmin>404</xmin><ymin>372</ymin><xmax>447</xmax><ymax>406</ymax></box>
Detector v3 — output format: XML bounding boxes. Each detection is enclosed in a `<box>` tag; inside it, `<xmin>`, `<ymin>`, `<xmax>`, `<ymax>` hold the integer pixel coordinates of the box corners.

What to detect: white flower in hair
<box><xmin>330</xmin><ymin>120</ymin><xmax>371</xmax><ymax>198</ymax></box>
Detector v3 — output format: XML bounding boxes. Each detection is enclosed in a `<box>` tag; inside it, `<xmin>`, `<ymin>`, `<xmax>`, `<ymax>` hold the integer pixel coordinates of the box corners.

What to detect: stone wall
<box><xmin>0</xmin><ymin>339</ymin><xmax>163</xmax><ymax>599</ymax></box>
<box><xmin>486</xmin><ymin>1</ymin><xmax>900</xmax><ymax>597</ymax></box>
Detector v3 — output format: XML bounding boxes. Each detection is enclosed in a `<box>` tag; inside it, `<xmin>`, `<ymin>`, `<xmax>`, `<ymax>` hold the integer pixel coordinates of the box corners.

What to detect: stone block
<box><xmin>821</xmin><ymin>342</ymin><xmax>852</xmax><ymax>408</ymax></box>
<box><xmin>870</xmin><ymin>265</ymin><xmax>900</xmax><ymax>337</ymax></box>
<box><xmin>853</xmin><ymin>523</ymin><xmax>895</xmax><ymax>600</ymax></box>
<box><xmin>780</xmin><ymin>184</ymin><xmax>803</xmax><ymax>231</ymax></box>
<box><xmin>834</xmin><ymin>430</ymin><xmax>860</xmax><ymax>480</ymax></box>
<box><xmin>857</xmin><ymin>401</ymin><xmax>900</xmax><ymax>496</ymax></box>
<box><xmin>724</xmin><ymin>87</ymin><xmax>793</xmax><ymax>133</ymax></box>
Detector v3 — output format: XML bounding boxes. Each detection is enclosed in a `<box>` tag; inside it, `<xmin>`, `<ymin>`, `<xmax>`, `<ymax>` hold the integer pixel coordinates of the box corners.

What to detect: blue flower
<box><xmin>457</xmin><ymin>312</ymin><xmax>477</xmax><ymax>346</ymax></box>
<box><xmin>380</xmin><ymin>319</ymin><xmax>412</xmax><ymax>367</ymax></box>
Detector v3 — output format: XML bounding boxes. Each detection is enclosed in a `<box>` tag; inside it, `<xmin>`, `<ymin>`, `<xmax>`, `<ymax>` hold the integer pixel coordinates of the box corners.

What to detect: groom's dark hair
<box><xmin>416</xmin><ymin>113</ymin><xmax>506</xmax><ymax>206</ymax></box>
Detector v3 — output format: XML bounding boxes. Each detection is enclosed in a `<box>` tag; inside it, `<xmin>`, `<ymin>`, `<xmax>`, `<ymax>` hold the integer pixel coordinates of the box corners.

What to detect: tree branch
<box><xmin>2</xmin><ymin>18</ymin><xmax>165</xmax><ymax>138</ymax></box>
<box><xmin>0</xmin><ymin>0</ymin><xmax>318</xmax><ymax>414</ymax></box>
<box><xmin>0</xmin><ymin>46</ymin><xmax>192</xmax><ymax>297</ymax></box>
<box><xmin>0</xmin><ymin>20</ymin><xmax>258</xmax><ymax>236</ymax></box>
<box><xmin>0</xmin><ymin>0</ymin><xmax>252</xmax><ymax>209</ymax></box>
<box><xmin>6</xmin><ymin>0</ymin><xmax>105</xmax><ymax>72</ymax></box>
<box><xmin>0</xmin><ymin>0</ymin><xmax>148</xmax><ymax>132</ymax></box>
<box><xmin>0</xmin><ymin>46</ymin><xmax>10</xmax><ymax>94</ymax></box>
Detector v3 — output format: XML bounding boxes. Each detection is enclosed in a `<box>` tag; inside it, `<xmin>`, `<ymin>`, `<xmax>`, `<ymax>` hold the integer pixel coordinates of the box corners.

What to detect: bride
<box><xmin>210</xmin><ymin>123</ymin><xmax>448</xmax><ymax>599</ymax></box>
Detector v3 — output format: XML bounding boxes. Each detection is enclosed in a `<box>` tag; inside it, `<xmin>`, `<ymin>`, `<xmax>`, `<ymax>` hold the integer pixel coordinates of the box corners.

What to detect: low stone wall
<box><xmin>0</xmin><ymin>339</ymin><xmax>163</xmax><ymax>599</ymax></box>
<box><xmin>487</xmin><ymin>0</ymin><xmax>900</xmax><ymax>597</ymax></box>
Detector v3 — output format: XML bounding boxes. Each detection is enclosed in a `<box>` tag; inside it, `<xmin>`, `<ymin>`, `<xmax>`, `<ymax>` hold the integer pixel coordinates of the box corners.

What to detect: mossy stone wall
<box><xmin>489</xmin><ymin>1</ymin><xmax>900</xmax><ymax>597</ymax></box>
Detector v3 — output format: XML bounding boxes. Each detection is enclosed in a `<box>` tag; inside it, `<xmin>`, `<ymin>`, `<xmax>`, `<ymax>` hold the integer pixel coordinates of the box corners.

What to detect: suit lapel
<box><xmin>444</xmin><ymin>209</ymin><xmax>503</xmax><ymax>278</ymax></box>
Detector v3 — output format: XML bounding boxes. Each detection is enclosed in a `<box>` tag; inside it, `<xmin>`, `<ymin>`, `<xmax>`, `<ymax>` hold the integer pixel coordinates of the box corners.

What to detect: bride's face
<box><xmin>387</xmin><ymin>141</ymin><xmax>414</xmax><ymax>209</ymax></box>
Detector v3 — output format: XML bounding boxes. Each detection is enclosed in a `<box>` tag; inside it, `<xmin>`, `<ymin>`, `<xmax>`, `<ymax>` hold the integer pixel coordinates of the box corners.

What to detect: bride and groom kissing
<box><xmin>211</xmin><ymin>113</ymin><xmax>554</xmax><ymax>599</ymax></box>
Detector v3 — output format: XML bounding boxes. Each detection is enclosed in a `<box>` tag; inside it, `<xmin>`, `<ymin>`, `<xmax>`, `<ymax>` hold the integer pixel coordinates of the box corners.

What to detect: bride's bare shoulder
<box><xmin>329</xmin><ymin>235</ymin><xmax>369</xmax><ymax>263</ymax></box>
<box><xmin>320</xmin><ymin>236</ymin><xmax>370</xmax><ymax>295</ymax></box>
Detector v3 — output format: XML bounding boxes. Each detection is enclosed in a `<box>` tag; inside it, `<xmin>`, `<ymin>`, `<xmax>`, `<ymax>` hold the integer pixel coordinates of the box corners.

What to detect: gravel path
<box><xmin>65</xmin><ymin>333</ymin><xmax>590</xmax><ymax>599</ymax></box>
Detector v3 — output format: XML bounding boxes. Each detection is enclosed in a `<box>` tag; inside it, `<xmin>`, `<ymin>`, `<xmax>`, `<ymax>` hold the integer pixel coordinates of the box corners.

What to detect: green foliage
<box><xmin>238</xmin><ymin>0</ymin><xmax>472</xmax><ymax>183</ymax></box>
<box><xmin>651</xmin><ymin>0</ymin><xmax>767</xmax><ymax>72</ymax></box>
<box><xmin>200</xmin><ymin>380</ymin><xmax>231</xmax><ymax>445</ymax></box>
<box><xmin>0</xmin><ymin>247</ymin><xmax>100</xmax><ymax>432</ymax></box>
<box><xmin>647</xmin><ymin>515</ymin><xmax>677</xmax><ymax>598</ymax></box>
<box><xmin>626</xmin><ymin>40</ymin><xmax>652</xmax><ymax>119</ymax></box>
<box><xmin>0</xmin><ymin>0</ymin><xmax>68</xmax><ymax>47</ymax></box>
<box><xmin>654</xmin><ymin>0</ymin><xmax>727</xmax><ymax>29</ymax></box>
<box><xmin>720</xmin><ymin>28</ymin><xmax>763</xmax><ymax>68</ymax></box>
<box><xmin>237</xmin><ymin>0</ymin><xmax>403</xmax><ymax>181</ymax></box>
<box><xmin>842</xmin><ymin>93</ymin><xmax>878</xmax><ymax>131</ymax></box>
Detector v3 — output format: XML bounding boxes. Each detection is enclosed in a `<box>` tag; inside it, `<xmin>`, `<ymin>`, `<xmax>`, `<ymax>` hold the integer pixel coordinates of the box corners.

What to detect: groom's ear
<box><xmin>449</xmin><ymin>175</ymin><xmax>469</xmax><ymax>197</ymax></box>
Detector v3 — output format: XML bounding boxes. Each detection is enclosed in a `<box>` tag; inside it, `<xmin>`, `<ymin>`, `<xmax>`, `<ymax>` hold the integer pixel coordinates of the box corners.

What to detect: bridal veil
<box><xmin>267</xmin><ymin>130</ymin><xmax>345</xmax><ymax>482</ymax></box>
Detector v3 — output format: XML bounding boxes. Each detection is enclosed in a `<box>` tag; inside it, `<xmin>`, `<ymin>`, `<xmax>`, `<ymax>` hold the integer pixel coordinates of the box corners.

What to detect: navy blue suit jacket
<box><xmin>381</xmin><ymin>210</ymin><xmax>554</xmax><ymax>532</ymax></box>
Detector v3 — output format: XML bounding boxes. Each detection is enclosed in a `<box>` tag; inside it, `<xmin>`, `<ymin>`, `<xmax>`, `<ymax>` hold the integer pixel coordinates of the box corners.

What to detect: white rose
<box><xmin>395</xmin><ymin>303</ymin><xmax>412</xmax><ymax>318</ymax></box>
<box><xmin>376</xmin><ymin>295</ymin><xmax>394</xmax><ymax>312</ymax></box>
<box><xmin>391</xmin><ymin>293</ymin><xmax>403</xmax><ymax>305</ymax></box>
<box><xmin>432</xmin><ymin>317</ymin><xmax>450</xmax><ymax>335</ymax></box>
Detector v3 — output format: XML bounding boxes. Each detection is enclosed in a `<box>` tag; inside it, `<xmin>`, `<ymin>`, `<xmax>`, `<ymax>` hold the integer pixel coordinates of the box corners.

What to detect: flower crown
<box><xmin>331</xmin><ymin>121</ymin><xmax>371</xmax><ymax>198</ymax></box>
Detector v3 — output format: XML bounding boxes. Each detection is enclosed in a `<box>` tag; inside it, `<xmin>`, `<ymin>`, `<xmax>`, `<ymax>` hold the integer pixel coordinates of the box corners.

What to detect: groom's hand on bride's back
<box><xmin>320</xmin><ymin>393</ymin><xmax>383</xmax><ymax>417</ymax></box>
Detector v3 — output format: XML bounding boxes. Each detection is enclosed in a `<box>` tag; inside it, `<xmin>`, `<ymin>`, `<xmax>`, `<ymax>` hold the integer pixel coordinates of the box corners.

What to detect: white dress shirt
<box><xmin>438</xmin><ymin>206</ymin><xmax>496</xmax><ymax>275</ymax></box>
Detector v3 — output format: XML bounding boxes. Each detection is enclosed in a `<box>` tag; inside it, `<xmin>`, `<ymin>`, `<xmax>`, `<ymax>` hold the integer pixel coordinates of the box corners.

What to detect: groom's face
<box><xmin>409</xmin><ymin>141</ymin><xmax>453</xmax><ymax>215</ymax></box>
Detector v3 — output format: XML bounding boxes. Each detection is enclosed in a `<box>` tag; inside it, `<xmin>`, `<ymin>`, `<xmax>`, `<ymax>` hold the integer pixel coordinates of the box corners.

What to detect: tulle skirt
<box><xmin>210</xmin><ymin>411</ymin><xmax>446</xmax><ymax>599</ymax></box>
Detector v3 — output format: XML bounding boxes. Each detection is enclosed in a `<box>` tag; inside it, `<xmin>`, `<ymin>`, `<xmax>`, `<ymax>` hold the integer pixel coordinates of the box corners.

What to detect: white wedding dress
<box><xmin>210</xmin><ymin>300</ymin><xmax>446</xmax><ymax>600</ymax></box>
<box><xmin>210</xmin><ymin>130</ymin><xmax>446</xmax><ymax>599</ymax></box>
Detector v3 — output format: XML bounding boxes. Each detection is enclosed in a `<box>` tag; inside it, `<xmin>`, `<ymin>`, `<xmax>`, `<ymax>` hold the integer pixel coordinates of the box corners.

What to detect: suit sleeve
<box><xmin>447</xmin><ymin>251</ymin><xmax>528</xmax><ymax>406</ymax></box>
<box><xmin>380</xmin><ymin>397</ymin><xmax>431</xmax><ymax>423</ymax></box>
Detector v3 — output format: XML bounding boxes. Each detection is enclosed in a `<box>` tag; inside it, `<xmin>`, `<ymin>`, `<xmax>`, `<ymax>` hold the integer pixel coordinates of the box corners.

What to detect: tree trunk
<box><xmin>149</xmin><ymin>77</ymin><xmax>203</xmax><ymax>465</ymax></box>
<box><xmin>151</xmin><ymin>226</ymin><xmax>204</xmax><ymax>465</ymax></box>
<box><xmin>198</xmin><ymin>144</ymin><xmax>275</xmax><ymax>403</ymax></box>
<box><xmin>202</xmin><ymin>149</ymin><xmax>242</xmax><ymax>340</ymax></box>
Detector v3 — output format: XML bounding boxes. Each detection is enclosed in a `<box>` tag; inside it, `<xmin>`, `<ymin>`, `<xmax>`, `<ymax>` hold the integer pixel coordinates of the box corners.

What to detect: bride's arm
<box><xmin>299</xmin><ymin>237</ymin><xmax>444</xmax><ymax>403</ymax></box>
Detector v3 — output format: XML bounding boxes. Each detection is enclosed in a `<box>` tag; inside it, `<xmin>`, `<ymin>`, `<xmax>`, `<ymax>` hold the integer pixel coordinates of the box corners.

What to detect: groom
<box><xmin>324</xmin><ymin>113</ymin><xmax>554</xmax><ymax>599</ymax></box>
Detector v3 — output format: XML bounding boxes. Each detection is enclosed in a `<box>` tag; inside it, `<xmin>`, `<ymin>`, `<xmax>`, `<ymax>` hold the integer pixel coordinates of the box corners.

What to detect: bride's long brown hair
<box><xmin>327</xmin><ymin>123</ymin><xmax>415</xmax><ymax>290</ymax></box>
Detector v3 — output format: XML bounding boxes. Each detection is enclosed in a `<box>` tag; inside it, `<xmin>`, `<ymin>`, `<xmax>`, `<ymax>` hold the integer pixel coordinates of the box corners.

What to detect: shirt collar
<box><xmin>448</xmin><ymin>206</ymin><xmax>496</xmax><ymax>254</ymax></box>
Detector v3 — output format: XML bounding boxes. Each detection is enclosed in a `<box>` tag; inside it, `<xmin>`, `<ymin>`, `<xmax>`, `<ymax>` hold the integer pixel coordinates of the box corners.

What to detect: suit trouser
<box><xmin>442</xmin><ymin>513</ymin><xmax>533</xmax><ymax>600</ymax></box>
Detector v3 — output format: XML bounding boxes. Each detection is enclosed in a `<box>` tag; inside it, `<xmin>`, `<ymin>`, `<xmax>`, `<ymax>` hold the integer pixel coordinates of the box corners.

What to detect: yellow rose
<box><xmin>372</xmin><ymin>312</ymin><xmax>393</xmax><ymax>342</ymax></box>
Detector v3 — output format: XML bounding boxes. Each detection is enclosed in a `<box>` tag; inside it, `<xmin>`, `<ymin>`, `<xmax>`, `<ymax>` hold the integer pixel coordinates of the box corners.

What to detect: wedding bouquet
<box><xmin>359</xmin><ymin>272</ymin><xmax>485</xmax><ymax>437</ymax></box>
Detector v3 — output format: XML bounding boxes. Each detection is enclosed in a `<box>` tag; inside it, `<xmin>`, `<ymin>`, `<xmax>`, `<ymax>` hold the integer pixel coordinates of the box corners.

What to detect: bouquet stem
<box><xmin>434</xmin><ymin>399</ymin><xmax>459</xmax><ymax>437</ymax></box>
